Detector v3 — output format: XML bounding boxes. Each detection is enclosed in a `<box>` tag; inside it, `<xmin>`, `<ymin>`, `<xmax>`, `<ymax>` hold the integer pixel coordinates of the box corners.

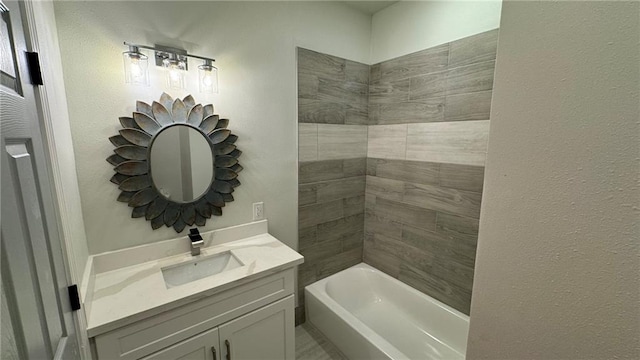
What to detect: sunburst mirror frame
<box><xmin>107</xmin><ymin>93</ymin><xmax>242</xmax><ymax>233</ymax></box>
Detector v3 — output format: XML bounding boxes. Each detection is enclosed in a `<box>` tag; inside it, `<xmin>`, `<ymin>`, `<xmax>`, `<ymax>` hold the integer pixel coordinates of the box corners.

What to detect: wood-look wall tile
<box><xmin>299</xmin><ymin>159</ymin><xmax>343</xmax><ymax>184</ymax></box>
<box><xmin>444</xmin><ymin>90</ymin><xmax>493</xmax><ymax>122</ymax></box>
<box><xmin>345</xmin><ymin>60</ymin><xmax>370</xmax><ymax>85</ymax></box>
<box><xmin>406</xmin><ymin>120</ymin><xmax>490</xmax><ymax>166</ymax></box>
<box><xmin>299</xmin><ymin>199</ymin><xmax>344</xmax><ymax>228</ymax></box>
<box><xmin>403</xmin><ymin>182</ymin><xmax>482</xmax><ymax>218</ymax></box>
<box><xmin>317</xmin><ymin>78</ymin><xmax>368</xmax><ymax>105</ymax></box>
<box><xmin>298</xmin><ymin>184</ymin><xmax>318</xmax><ymax>206</ymax></box>
<box><xmin>448</xmin><ymin>29</ymin><xmax>499</xmax><ymax>68</ymax></box>
<box><xmin>298</xmin><ymin>73</ymin><xmax>319</xmax><ymax>99</ymax></box>
<box><xmin>316</xmin><ymin>213</ymin><xmax>364</xmax><ymax>243</ymax></box>
<box><xmin>363</xmin><ymin>242</ymin><xmax>401</xmax><ymax>278</ymax></box>
<box><xmin>297</xmin><ymin>36</ymin><xmax>499</xmax><ymax>314</ymax></box>
<box><xmin>298</xmin><ymin>98</ymin><xmax>346</xmax><ymax>124</ymax></box>
<box><xmin>373</xmin><ymin>159</ymin><xmax>440</xmax><ymax>186</ymax></box>
<box><xmin>436</xmin><ymin>212</ymin><xmax>480</xmax><ymax>244</ymax></box>
<box><xmin>343</xmin><ymin>158</ymin><xmax>367</xmax><ymax>177</ymax></box>
<box><xmin>298</xmin><ymin>226</ymin><xmax>317</xmax><ymax>251</ymax></box>
<box><xmin>365</xmin><ymin>175</ymin><xmax>404</xmax><ymax>202</ymax></box>
<box><xmin>364</xmin><ymin>209</ymin><xmax>402</xmax><ymax>240</ymax></box>
<box><xmin>431</xmin><ymin>256</ymin><xmax>475</xmax><ymax>291</ymax></box>
<box><xmin>368</xmin><ymin>233</ymin><xmax>434</xmax><ymax>273</ymax></box>
<box><xmin>378</xmin><ymin>44</ymin><xmax>449</xmax><ymax>82</ymax></box>
<box><xmin>314</xmin><ymin>176</ymin><xmax>365</xmax><ymax>204</ymax></box>
<box><xmin>369</xmin><ymin>80</ymin><xmax>410</xmax><ymax>105</ymax></box>
<box><xmin>342</xmin><ymin>231</ymin><xmax>364</xmax><ymax>251</ymax></box>
<box><xmin>398</xmin><ymin>264</ymin><xmax>471</xmax><ymax>315</ymax></box>
<box><xmin>299</xmin><ymin>239</ymin><xmax>342</xmax><ymax>264</ymax></box>
<box><xmin>368</xmin><ymin>104</ymin><xmax>380</xmax><ymax>125</ymax></box>
<box><xmin>439</xmin><ymin>163</ymin><xmax>485</xmax><ymax>192</ymax></box>
<box><xmin>401</xmin><ymin>224</ymin><xmax>477</xmax><ymax>268</ymax></box>
<box><xmin>366</xmin><ymin>158</ymin><xmax>377</xmax><ymax>176</ymax></box>
<box><xmin>298</xmin><ymin>48</ymin><xmax>345</xmax><ymax>80</ymax></box>
<box><xmin>298</xmin><ymin>123</ymin><xmax>318</xmax><ymax>162</ymax></box>
<box><xmin>446</xmin><ymin>60</ymin><xmax>495</xmax><ymax>96</ymax></box>
<box><xmin>317</xmin><ymin>124</ymin><xmax>367</xmax><ymax>160</ymax></box>
<box><xmin>374</xmin><ymin>197</ymin><xmax>437</xmax><ymax>231</ymax></box>
<box><xmin>343</xmin><ymin>195</ymin><xmax>365</xmax><ymax>216</ymax></box>
<box><xmin>364</xmin><ymin>192</ymin><xmax>376</xmax><ymax>211</ymax></box>
<box><xmin>377</xmin><ymin>98</ymin><xmax>445</xmax><ymax>125</ymax></box>
<box><xmin>367</xmin><ymin>124</ymin><xmax>407</xmax><ymax>160</ymax></box>
<box><xmin>346</xmin><ymin>112</ymin><xmax>368</xmax><ymax>126</ymax></box>
<box><xmin>316</xmin><ymin>247</ymin><xmax>362</xmax><ymax>278</ymax></box>
<box><xmin>370</xmin><ymin>64</ymin><xmax>381</xmax><ymax>83</ymax></box>
<box><xmin>298</xmin><ymin>262</ymin><xmax>317</xmax><ymax>288</ymax></box>
<box><xmin>409</xmin><ymin>71</ymin><xmax>447</xmax><ymax>100</ymax></box>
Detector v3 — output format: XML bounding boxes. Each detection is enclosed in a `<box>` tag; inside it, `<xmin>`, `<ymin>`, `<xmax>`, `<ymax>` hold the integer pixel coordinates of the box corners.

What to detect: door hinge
<box><xmin>68</xmin><ymin>284</ymin><xmax>81</xmax><ymax>311</ymax></box>
<box><xmin>25</xmin><ymin>51</ymin><xmax>43</xmax><ymax>86</ymax></box>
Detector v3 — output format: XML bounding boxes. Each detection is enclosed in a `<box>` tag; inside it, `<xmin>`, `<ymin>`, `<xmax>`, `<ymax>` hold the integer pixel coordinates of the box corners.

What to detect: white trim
<box><xmin>21</xmin><ymin>1</ymin><xmax>91</xmax><ymax>358</ymax></box>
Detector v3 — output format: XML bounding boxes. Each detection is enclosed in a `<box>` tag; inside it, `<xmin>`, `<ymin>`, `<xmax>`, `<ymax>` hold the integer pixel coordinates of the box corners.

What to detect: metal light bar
<box><xmin>124</xmin><ymin>42</ymin><xmax>215</xmax><ymax>70</ymax></box>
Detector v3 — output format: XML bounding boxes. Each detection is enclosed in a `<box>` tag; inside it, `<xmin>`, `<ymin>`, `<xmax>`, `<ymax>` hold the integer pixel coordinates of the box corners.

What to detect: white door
<box><xmin>218</xmin><ymin>295</ymin><xmax>295</xmax><ymax>360</ymax></box>
<box><xmin>142</xmin><ymin>327</ymin><xmax>220</xmax><ymax>360</ymax></box>
<box><xmin>1</xmin><ymin>0</ymin><xmax>80</xmax><ymax>359</ymax></box>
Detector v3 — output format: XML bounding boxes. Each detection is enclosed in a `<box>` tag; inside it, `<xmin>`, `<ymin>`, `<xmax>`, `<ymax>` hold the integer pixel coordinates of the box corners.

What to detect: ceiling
<box><xmin>343</xmin><ymin>1</ymin><xmax>399</xmax><ymax>15</ymax></box>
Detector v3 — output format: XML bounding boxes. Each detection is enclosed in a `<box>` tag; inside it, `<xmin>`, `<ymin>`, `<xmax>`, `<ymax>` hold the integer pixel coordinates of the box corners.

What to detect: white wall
<box><xmin>467</xmin><ymin>1</ymin><xmax>639</xmax><ymax>359</ymax></box>
<box><xmin>54</xmin><ymin>1</ymin><xmax>371</xmax><ymax>254</ymax></box>
<box><xmin>370</xmin><ymin>0</ymin><xmax>502</xmax><ymax>63</ymax></box>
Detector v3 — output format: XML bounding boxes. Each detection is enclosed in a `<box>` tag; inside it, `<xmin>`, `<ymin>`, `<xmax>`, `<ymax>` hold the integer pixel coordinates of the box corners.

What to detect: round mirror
<box><xmin>149</xmin><ymin>125</ymin><xmax>214</xmax><ymax>203</ymax></box>
<box><xmin>108</xmin><ymin>93</ymin><xmax>241</xmax><ymax>232</ymax></box>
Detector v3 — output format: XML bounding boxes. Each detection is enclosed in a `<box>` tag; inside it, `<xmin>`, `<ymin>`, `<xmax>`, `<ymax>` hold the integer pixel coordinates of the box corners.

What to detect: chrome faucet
<box><xmin>188</xmin><ymin>228</ymin><xmax>204</xmax><ymax>256</ymax></box>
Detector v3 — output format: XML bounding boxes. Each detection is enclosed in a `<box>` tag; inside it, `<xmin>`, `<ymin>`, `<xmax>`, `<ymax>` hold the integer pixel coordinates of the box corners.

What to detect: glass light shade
<box><xmin>165</xmin><ymin>60</ymin><xmax>186</xmax><ymax>90</ymax></box>
<box><xmin>198</xmin><ymin>63</ymin><xmax>218</xmax><ymax>93</ymax></box>
<box><xmin>122</xmin><ymin>50</ymin><xmax>149</xmax><ymax>86</ymax></box>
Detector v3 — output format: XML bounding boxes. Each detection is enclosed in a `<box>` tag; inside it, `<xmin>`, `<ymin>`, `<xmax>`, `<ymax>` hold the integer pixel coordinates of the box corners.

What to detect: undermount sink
<box><xmin>162</xmin><ymin>251</ymin><xmax>243</xmax><ymax>288</ymax></box>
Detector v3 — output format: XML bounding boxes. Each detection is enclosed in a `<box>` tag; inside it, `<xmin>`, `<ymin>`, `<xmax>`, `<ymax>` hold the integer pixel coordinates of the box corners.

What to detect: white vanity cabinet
<box><xmin>92</xmin><ymin>269</ymin><xmax>296</xmax><ymax>360</ymax></box>
<box><xmin>143</xmin><ymin>296</ymin><xmax>293</xmax><ymax>360</ymax></box>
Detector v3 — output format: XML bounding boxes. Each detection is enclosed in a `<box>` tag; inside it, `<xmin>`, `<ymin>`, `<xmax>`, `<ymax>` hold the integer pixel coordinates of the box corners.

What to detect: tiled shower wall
<box><xmin>297</xmin><ymin>49</ymin><xmax>369</xmax><ymax>320</ymax></box>
<box><xmin>297</xmin><ymin>29</ymin><xmax>498</xmax><ymax>319</ymax></box>
<box><xmin>364</xmin><ymin>29</ymin><xmax>498</xmax><ymax>315</ymax></box>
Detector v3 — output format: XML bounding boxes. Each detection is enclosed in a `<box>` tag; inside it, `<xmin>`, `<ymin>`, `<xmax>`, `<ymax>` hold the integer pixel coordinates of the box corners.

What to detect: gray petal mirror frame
<box><xmin>107</xmin><ymin>93</ymin><xmax>242</xmax><ymax>233</ymax></box>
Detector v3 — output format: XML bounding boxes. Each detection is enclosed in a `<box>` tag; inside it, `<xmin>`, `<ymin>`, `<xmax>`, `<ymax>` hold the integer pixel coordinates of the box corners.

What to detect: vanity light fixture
<box><xmin>198</xmin><ymin>59</ymin><xmax>218</xmax><ymax>94</ymax></box>
<box><xmin>163</xmin><ymin>53</ymin><xmax>187</xmax><ymax>90</ymax></box>
<box><xmin>123</xmin><ymin>42</ymin><xmax>217</xmax><ymax>93</ymax></box>
<box><xmin>122</xmin><ymin>45</ymin><xmax>149</xmax><ymax>86</ymax></box>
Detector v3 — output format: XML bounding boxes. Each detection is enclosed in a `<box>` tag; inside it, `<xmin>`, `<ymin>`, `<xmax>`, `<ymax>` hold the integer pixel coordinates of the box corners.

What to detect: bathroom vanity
<box><xmin>82</xmin><ymin>221</ymin><xmax>303</xmax><ymax>360</ymax></box>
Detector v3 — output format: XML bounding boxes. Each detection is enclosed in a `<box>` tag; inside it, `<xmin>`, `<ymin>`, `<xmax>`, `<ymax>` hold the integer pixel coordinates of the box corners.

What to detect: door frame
<box><xmin>17</xmin><ymin>1</ymin><xmax>91</xmax><ymax>358</ymax></box>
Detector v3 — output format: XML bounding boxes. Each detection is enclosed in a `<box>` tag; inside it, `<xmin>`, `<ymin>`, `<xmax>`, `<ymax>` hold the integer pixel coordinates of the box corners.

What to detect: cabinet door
<box><xmin>219</xmin><ymin>295</ymin><xmax>294</xmax><ymax>360</ymax></box>
<box><xmin>142</xmin><ymin>327</ymin><xmax>220</xmax><ymax>360</ymax></box>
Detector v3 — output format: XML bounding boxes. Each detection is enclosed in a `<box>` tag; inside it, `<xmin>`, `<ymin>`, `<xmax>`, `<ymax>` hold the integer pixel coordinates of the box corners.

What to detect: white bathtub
<box><xmin>305</xmin><ymin>263</ymin><xmax>469</xmax><ymax>360</ymax></box>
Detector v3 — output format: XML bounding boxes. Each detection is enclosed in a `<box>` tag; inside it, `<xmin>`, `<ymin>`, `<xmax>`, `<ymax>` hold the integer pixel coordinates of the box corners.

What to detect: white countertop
<box><xmin>84</xmin><ymin>221</ymin><xmax>303</xmax><ymax>337</ymax></box>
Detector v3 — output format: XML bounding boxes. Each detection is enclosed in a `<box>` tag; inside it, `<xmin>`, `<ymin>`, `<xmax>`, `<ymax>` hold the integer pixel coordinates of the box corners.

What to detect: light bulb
<box><xmin>130</xmin><ymin>59</ymin><xmax>142</xmax><ymax>78</ymax></box>
<box><xmin>164</xmin><ymin>59</ymin><xmax>186</xmax><ymax>90</ymax></box>
<box><xmin>198</xmin><ymin>61</ymin><xmax>218</xmax><ymax>94</ymax></box>
<box><xmin>123</xmin><ymin>46</ymin><xmax>149</xmax><ymax>86</ymax></box>
<box><xmin>203</xmin><ymin>74</ymin><xmax>213</xmax><ymax>86</ymax></box>
<box><xmin>169</xmin><ymin>69</ymin><xmax>180</xmax><ymax>81</ymax></box>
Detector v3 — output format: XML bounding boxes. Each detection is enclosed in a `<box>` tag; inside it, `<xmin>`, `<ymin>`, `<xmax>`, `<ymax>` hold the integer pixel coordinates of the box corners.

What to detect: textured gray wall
<box><xmin>364</xmin><ymin>30</ymin><xmax>498</xmax><ymax>315</ymax></box>
<box><xmin>297</xmin><ymin>30</ymin><xmax>497</xmax><ymax>318</ymax></box>
<box><xmin>297</xmin><ymin>48</ymin><xmax>369</xmax><ymax>321</ymax></box>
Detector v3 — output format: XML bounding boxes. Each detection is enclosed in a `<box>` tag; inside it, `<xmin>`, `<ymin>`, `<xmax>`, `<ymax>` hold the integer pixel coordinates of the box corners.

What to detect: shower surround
<box><xmin>297</xmin><ymin>48</ymin><xmax>369</xmax><ymax>321</ymax></box>
<box><xmin>297</xmin><ymin>29</ymin><xmax>498</xmax><ymax>318</ymax></box>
